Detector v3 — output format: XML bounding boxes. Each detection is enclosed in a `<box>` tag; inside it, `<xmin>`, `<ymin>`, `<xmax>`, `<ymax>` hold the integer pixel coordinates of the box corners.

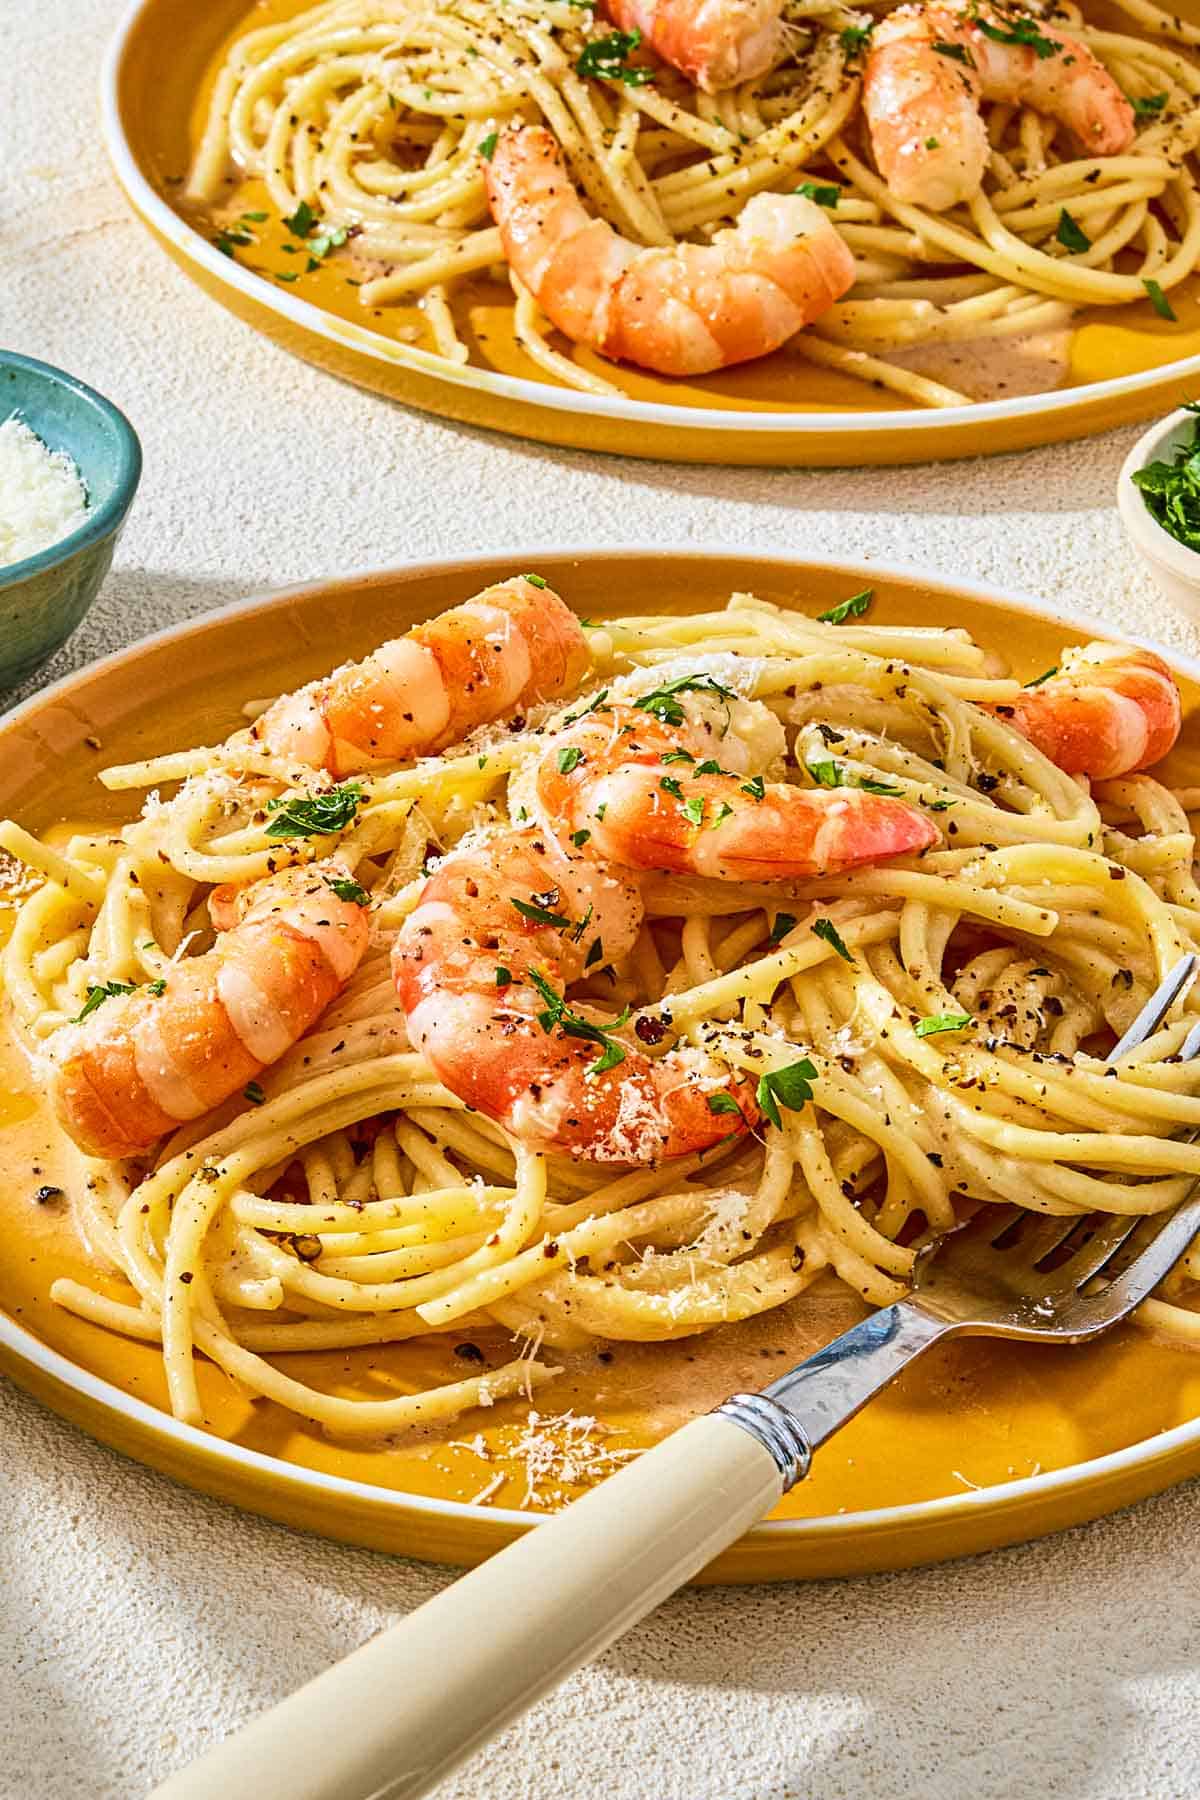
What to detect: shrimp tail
<box><xmin>391</xmin><ymin>829</ymin><xmax>757</xmax><ymax>1161</ymax></box>
<box><xmin>863</xmin><ymin>3</ymin><xmax>1135</xmax><ymax>212</ymax></box>
<box><xmin>605</xmin><ymin>0</ymin><xmax>784</xmax><ymax>92</ymax></box>
<box><xmin>1000</xmin><ymin>643</ymin><xmax>1182</xmax><ymax>779</ymax></box>
<box><xmin>487</xmin><ymin>127</ymin><xmax>854</xmax><ymax>377</ymax></box>
<box><xmin>51</xmin><ymin>859</ymin><xmax>370</xmax><ymax>1158</ymax></box>
<box><xmin>537</xmin><ymin>698</ymin><xmax>939</xmax><ymax>878</ymax></box>
<box><xmin>253</xmin><ymin>575</ymin><xmax>589</xmax><ymax>774</ymax></box>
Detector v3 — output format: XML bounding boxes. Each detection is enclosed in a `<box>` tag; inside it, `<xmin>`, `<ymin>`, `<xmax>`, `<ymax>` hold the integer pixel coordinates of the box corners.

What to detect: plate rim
<box><xmin>6</xmin><ymin>541</ymin><xmax>1200</xmax><ymax>1545</ymax></box>
<box><xmin>101</xmin><ymin>0</ymin><xmax>1200</xmax><ymax>443</ymax></box>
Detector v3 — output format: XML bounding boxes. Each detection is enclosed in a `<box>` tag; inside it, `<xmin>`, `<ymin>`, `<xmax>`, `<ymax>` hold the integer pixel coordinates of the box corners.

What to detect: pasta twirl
<box><xmin>185</xmin><ymin>0</ymin><xmax>1200</xmax><ymax>405</ymax></box>
<box><xmin>4</xmin><ymin>591</ymin><xmax>1200</xmax><ymax>1442</ymax></box>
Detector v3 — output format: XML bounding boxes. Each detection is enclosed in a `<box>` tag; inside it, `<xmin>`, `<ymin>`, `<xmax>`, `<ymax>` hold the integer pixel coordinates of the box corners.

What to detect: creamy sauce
<box><xmin>8</xmin><ymin>566</ymin><xmax>1200</xmax><ymax>1515</ymax></box>
<box><xmin>145</xmin><ymin>0</ymin><xmax>1200</xmax><ymax>418</ymax></box>
<box><xmin>891</xmin><ymin>330</ymin><xmax>1073</xmax><ymax>404</ymax></box>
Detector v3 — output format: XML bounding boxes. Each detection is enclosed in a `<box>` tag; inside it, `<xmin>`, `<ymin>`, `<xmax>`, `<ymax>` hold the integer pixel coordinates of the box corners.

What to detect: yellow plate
<box><xmin>103</xmin><ymin>0</ymin><xmax>1200</xmax><ymax>467</ymax></box>
<box><xmin>6</xmin><ymin>548</ymin><xmax>1200</xmax><ymax>1580</ymax></box>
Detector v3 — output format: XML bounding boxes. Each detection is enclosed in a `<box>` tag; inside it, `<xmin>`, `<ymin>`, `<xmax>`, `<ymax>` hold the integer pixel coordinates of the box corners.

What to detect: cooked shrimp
<box><xmin>862</xmin><ymin>3</ymin><xmax>1136</xmax><ymax>212</ymax></box>
<box><xmin>391</xmin><ymin>829</ymin><xmax>760</xmax><ymax>1162</ymax></box>
<box><xmin>393</xmin><ymin>685</ymin><xmax>936</xmax><ymax>1162</ymax></box>
<box><xmin>485</xmin><ymin>127</ymin><xmax>855</xmax><ymax>377</ymax></box>
<box><xmin>998</xmin><ymin>642</ymin><xmax>1182</xmax><ymax>779</ymax></box>
<box><xmin>252</xmin><ymin>575</ymin><xmax>589</xmax><ymax>775</ymax></box>
<box><xmin>536</xmin><ymin>682</ymin><xmax>940</xmax><ymax>879</ymax></box>
<box><xmin>51</xmin><ymin>859</ymin><xmax>370</xmax><ymax>1158</ymax></box>
<box><xmin>605</xmin><ymin>0</ymin><xmax>782</xmax><ymax>92</ymax></box>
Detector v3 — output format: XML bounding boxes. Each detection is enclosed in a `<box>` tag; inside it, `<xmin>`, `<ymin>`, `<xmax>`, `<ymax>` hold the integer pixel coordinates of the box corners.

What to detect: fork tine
<box><xmin>1083</xmin><ymin>1189</ymin><xmax>1200</xmax><ymax>1315</ymax></box>
<box><xmin>1180</xmin><ymin>1018</ymin><xmax>1200</xmax><ymax>1063</ymax></box>
<box><xmin>954</xmin><ymin>1202</ymin><xmax>1024</xmax><ymax>1245</ymax></box>
<box><xmin>1055</xmin><ymin>1212</ymin><xmax>1142</xmax><ymax>1287</ymax></box>
<box><xmin>1109</xmin><ymin>953</ymin><xmax>1197</xmax><ymax>1063</ymax></box>
<box><xmin>1008</xmin><ymin>1215</ymin><xmax>1089</xmax><ymax>1269</ymax></box>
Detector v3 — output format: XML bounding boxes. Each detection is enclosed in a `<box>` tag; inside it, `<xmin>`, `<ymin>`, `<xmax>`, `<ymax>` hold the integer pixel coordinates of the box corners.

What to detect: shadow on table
<box><xmin>0</xmin><ymin>568</ymin><xmax>271</xmax><ymax>715</ymax></box>
<box><xmin>385</xmin><ymin>401</ymin><xmax>1137</xmax><ymax>521</ymax></box>
<box><xmin>597</xmin><ymin>1488</ymin><xmax>1199</xmax><ymax>1800</ymax></box>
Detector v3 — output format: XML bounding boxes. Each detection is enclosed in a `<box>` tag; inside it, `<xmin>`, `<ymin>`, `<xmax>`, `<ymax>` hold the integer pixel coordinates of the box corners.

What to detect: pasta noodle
<box><xmin>183</xmin><ymin>0</ymin><xmax>1200</xmax><ymax>406</ymax></box>
<box><xmin>4</xmin><ymin>589</ymin><xmax>1200</xmax><ymax>1447</ymax></box>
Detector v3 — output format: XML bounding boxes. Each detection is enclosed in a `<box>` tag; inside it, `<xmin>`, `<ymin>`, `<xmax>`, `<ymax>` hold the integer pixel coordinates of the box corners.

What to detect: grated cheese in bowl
<box><xmin>0</xmin><ymin>416</ymin><xmax>89</xmax><ymax>570</ymax></box>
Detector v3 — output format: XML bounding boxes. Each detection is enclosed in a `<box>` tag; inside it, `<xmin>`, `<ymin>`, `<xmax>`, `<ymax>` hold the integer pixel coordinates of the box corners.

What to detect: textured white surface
<box><xmin>4</xmin><ymin>4</ymin><xmax>1200</xmax><ymax>1797</ymax></box>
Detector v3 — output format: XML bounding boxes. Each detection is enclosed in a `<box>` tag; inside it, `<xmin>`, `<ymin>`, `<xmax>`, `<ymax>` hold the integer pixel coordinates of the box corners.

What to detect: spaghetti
<box><xmin>185</xmin><ymin>0</ymin><xmax>1200</xmax><ymax>403</ymax></box>
<box><xmin>4</xmin><ymin>588</ymin><xmax>1200</xmax><ymax>1444</ymax></box>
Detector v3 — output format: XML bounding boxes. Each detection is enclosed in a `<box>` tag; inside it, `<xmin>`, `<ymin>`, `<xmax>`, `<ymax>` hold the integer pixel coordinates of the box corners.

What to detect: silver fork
<box><xmin>151</xmin><ymin>956</ymin><xmax>1200</xmax><ymax>1800</ymax></box>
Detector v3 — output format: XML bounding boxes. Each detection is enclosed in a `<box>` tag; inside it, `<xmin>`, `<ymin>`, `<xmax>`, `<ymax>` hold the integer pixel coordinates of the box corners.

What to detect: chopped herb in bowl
<box><xmin>1130</xmin><ymin>403</ymin><xmax>1200</xmax><ymax>554</ymax></box>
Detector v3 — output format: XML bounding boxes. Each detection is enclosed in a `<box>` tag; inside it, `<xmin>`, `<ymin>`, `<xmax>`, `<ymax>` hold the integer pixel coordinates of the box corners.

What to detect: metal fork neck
<box><xmin>716</xmin><ymin>1301</ymin><xmax>953</xmax><ymax>1490</ymax></box>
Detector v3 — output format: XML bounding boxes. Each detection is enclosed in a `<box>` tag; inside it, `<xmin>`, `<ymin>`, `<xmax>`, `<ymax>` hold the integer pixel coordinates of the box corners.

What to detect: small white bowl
<box><xmin>1119</xmin><ymin>407</ymin><xmax>1200</xmax><ymax>619</ymax></box>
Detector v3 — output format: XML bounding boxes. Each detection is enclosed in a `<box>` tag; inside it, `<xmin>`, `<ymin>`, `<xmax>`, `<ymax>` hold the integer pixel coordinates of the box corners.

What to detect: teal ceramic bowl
<box><xmin>0</xmin><ymin>354</ymin><xmax>142</xmax><ymax>690</ymax></box>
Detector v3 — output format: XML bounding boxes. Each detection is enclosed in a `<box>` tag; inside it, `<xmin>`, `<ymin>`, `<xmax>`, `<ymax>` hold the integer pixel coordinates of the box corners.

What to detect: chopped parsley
<box><xmin>265</xmin><ymin>781</ymin><xmax>364</xmax><ymax>839</ymax></box>
<box><xmin>479</xmin><ymin>131</ymin><xmax>499</xmax><ymax>160</ymax></box>
<box><xmin>741</xmin><ymin>774</ymin><xmax>766</xmax><ymax>801</ymax></box>
<box><xmin>306</xmin><ymin>224</ymin><xmax>349</xmax><ymax>262</ymax></box>
<box><xmin>588</xmin><ymin>1039</ymin><xmax>627</xmax><ymax>1076</ymax></box>
<box><xmin>243</xmin><ymin>1081</ymin><xmax>267</xmax><ymax>1106</ymax></box>
<box><xmin>496</xmin><ymin>967</ymin><xmax>513</xmax><ymax>987</ymax></box>
<box><xmin>557</xmin><ymin>745</ymin><xmax>583</xmax><ymax>774</ymax></box>
<box><xmin>1024</xmin><ymin>665</ymin><xmax>1059</xmax><ymax>687</ymax></box>
<box><xmin>1131</xmin><ymin>403</ymin><xmax>1200</xmax><ymax>552</ymax></box>
<box><xmin>72</xmin><ymin>980</ymin><xmax>135</xmax><ymax>1024</ymax></box>
<box><xmin>1131</xmin><ymin>91</ymin><xmax>1168</xmax><ymax>117</ymax></box>
<box><xmin>811</xmin><ymin>918</ymin><xmax>854</xmax><ymax>963</ymax></box>
<box><xmin>214</xmin><ymin>229</ymin><xmax>253</xmax><ymax>257</ymax></box>
<box><xmin>522</xmin><ymin>572</ymin><xmax>548</xmax><ymax>588</ymax></box>
<box><xmin>838</xmin><ymin>23</ymin><xmax>873</xmax><ymax>53</ymax></box>
<box><xmin>561</xmin><ymin>687</ymin><xmax>610</xmax><ymax>727</ymax></box>
<box><xmin>817</xmin><ymin>587</ymin><xmax>873</xmax><ymax>625</ymax></box>
<box><xmin>570</xmin><ymin>828</ymin><xmax>591</xmax><ymax>848</ymax></box>
<box><xmin>756</xmin><ymin>1058</ymin><xmax>818</xmax><ymax>1129</ymax></box>
<box><xmin>682</xmin><ymin>795</ymin><xmax>706</xmax><ymax>827</ymax></box>
<box><xmin>795</xmin><ymin>181</ymin><xmax>841</xmax><ymax>208</ymax></box>
<box><xmin>768</xmin><ymin>912</ymin><xmax>797</xmax><ymax>944</ymax></box>
<box><xmin>660</xmin><ymin>775</ymin><xmax>684</xmax><ymax>799</ymax></box>
<box><xmin>661</xmin><ymin>747</ymin><xmax>695</xmax><ymax>766</ymax></box>
<box><xmin>282</xmin><ymin>199</ymin><xmax>317</xmax><ymax>237</ymax></box>
<box><xmin>1056</xmin><ymin>209</ymin><xmax>1091</xmax><ymax>254</ymax></box>
<box><xmin>806</xmin><ymin>757</ymin><xmax>904</xmax><ymax>797</ymax></box>
<box><xmin>706</xmin><ymin>1091</ymin><xmax>744</xmax><ymax>1116</ymax></box>
<box><xmin>915</xmin><ymin>1011</ymin><xmax>973</xmax><ymax>1037</ymax></box>
<box><xmin>584</xmin><ymin>938</ymin><xmax>605</xmax><ymax>970</ymax></box>
<box><xmin>710</xmin><ymin>801</ymin><xmax>734</xmax><ymax>830</ymax></box>
<box><xmin>925</xmin><ymin>136</ymin><xmax>940</xmax><ymax>149</ymax></box>
<box><xmin>327</xmin><ymin>875</ymin><xmax>371</xmax><ymax>906</ymax></box>
<box><xmin>527</xmin><ymin>968</ymin><xmax>631</xmax><ymax>1077</ymax></box>
<box><xmin>1144</xmin><ymin>278</ymin><xmax>1177</xmax><ymax>320</ymax></box>
<box><xmin>575</xmin><ymin>28</ymin><xmax>654</xmax><ymax>84</ymax></box>
<box><xmin>632</xmin><ymin>673</ymin><xmax>737</xmax><ymax>731</ymax></box>
<box><xmin>146</xmin><ymin>978</ymin><xmax>167</xmax><ymax>997</ymax></box>
<box><xmin>933</xmin><ymin>38</ymin><xmax>972</xmax><ymax>62</ymax></box>
<box><xmin>974</xmin><ymin>11</ymin><xmax>1058</xmax><ymax>58</ymax></box>
<box><xmin>512</xmin><ymin>893</ymin><xmax>575</xmax><ymax>930</ymax></box>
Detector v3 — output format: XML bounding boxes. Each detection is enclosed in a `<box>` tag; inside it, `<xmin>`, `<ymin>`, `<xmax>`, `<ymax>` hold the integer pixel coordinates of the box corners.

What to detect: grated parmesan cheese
<box><xmin>502</xmin><ymin>1409</ymin><xmax>640</xmax><ymax>1510</ymax></box>
<box><xmin>0</xmin><ymin>416</ymin><xmax>88</xmax><ymax>569</ymax></box>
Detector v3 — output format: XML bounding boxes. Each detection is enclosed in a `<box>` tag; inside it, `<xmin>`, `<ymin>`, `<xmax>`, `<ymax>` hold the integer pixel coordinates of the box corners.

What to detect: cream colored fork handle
<box><xmin>150</xmin><ymin>1413</ymin><xmax>782</xmax><ymax>1800</ymax></box>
